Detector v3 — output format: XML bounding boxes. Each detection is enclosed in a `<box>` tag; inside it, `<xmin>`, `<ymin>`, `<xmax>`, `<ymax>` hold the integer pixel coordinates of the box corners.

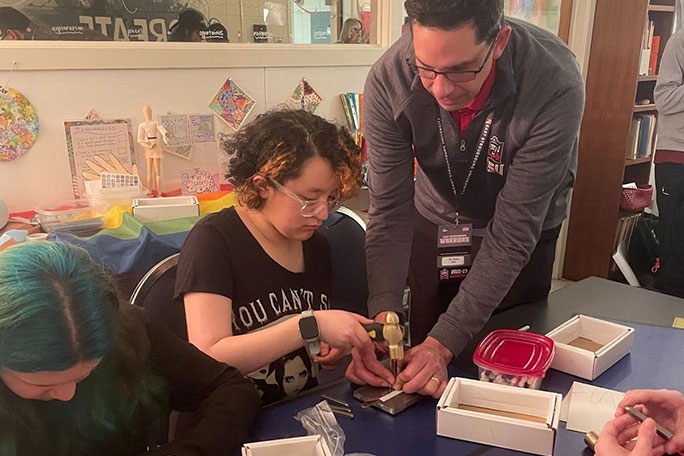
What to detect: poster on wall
<box><xmin>0</xmin><ymin>1</ymin><xmax>229</xmax><ymax>42</ymax></box>
<box><xmin>64</xmin><ymin>119</ymin><xmax>137</xmax><ymax>198</ymax></box>
<box><xmin>310</xmin><ymin>12</ymin><xmax>331</xmax><ymax>44</ymax></box>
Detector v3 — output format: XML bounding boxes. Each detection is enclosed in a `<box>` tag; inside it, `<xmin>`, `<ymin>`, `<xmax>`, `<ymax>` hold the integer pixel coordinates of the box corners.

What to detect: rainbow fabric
<box><xmin>51</xmin><ymin>191</ymin><xmax>237</xmax><ymax>274</ymax></box>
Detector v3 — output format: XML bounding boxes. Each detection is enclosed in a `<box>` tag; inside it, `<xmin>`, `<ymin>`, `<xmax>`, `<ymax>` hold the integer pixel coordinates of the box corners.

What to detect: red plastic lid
<box><xmin>473</xmin><ymin>329</ymin><xmax>555</xmax><ymax>378</ymax></box>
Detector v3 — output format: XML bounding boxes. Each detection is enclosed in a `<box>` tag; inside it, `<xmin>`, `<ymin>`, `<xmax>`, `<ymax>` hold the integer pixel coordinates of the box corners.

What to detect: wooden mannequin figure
<box><xmin>137</xmin><ymin>105</ymin><xmax>170</xmax><ymax>197</ymax></box>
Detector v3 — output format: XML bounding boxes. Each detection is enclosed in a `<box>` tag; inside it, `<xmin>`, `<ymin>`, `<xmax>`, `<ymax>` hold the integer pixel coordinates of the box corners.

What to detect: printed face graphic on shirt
<box><xmin>281</xmin><ymin>355</ymin><xmax>309</xmax><ymax>396</ymax></box>
<box><xmin>248</xmin><ymin>364</ymin><xmax>277</xmax><ymax>385</ymax></box>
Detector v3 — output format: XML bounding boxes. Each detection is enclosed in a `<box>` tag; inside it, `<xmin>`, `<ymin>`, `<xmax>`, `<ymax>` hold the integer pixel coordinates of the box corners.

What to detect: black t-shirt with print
<box><xmin>174</xmin><ymin>206</ymin><xmax>331</xmax><ymax>405</ymax></box>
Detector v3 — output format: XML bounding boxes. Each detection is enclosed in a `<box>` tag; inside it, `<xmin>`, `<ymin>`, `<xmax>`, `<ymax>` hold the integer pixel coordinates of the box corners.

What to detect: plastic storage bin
<box><xmin>35</xmin><ymin>199</ymin><xmax>106</xmax><ymax>235</ymax></box>
<box><xmin>473</xmin><ymin>329</ymin><xmax>555</xmax><ymax>389</ymax></box>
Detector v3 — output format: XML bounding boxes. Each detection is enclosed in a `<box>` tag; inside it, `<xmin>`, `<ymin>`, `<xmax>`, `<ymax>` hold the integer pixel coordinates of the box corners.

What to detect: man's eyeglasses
<box><xmin>405</xmin><ymin>31</ymin><xmax>499</xmax><ymax>83</ymax></box>
<box><xmin>271</xmin><ymin>180</ymin><xmax>341</xmax><ymax>217</ymax></box>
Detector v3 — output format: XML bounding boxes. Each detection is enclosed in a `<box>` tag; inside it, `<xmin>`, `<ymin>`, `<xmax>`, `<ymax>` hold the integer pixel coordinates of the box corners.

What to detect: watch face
<box><xmin>299</xmin><ymin>316</ymin><xmax>319</xmax><ymax>339</ymax></box>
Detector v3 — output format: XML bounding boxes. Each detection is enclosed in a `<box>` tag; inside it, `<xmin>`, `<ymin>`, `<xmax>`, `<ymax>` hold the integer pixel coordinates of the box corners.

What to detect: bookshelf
<box><xmin>563</xmin><ymin>0</ymin><xmax>676</xmax><ymax>281</ymax></box>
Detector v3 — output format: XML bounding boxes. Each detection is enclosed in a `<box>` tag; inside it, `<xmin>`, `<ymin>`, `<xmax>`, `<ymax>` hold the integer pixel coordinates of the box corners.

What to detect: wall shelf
<box><xmin>634</xmin><ymin>103</ymin><xmax>657</xmax><ymax>112</ymax></box>
<box><xmin>649</xmin><ymin>4</ymin><xmax>675</xmax><ymax>11</ymax></box>
<box><xmin>625</xmin><ymin>156</ymin><xmax>652</xmax><ymax>166</ymax></box>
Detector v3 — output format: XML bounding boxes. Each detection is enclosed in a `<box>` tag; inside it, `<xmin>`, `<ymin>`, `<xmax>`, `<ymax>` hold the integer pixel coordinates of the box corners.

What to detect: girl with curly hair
<box><xmin>175</xmin><ymin>109</ymin><xmax>374</xmax><ymax>404</ymax></box>
<box><xmin>0</xmin><ymin>241</ymin><xmax>259</xmax><ymax>456</ymax></box>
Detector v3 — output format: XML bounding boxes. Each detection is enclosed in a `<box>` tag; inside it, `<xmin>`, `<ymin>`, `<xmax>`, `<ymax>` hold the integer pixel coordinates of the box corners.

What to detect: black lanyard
<box><xmin>436</xmin><ymin>112</ymin><xmax>494</xmax><ymax>224</ymax></box>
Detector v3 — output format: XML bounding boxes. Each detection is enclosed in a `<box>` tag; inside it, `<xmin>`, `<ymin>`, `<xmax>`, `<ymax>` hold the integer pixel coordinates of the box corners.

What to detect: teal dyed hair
<box><xmin>0</xmin><ymin>242</ymin><xmax>168</xmax><ymax>455</ymax></box>
<box><xmin>0</xmin><ymin>241</ymin><xmax>116</xmax><ymax>372</ymax></box>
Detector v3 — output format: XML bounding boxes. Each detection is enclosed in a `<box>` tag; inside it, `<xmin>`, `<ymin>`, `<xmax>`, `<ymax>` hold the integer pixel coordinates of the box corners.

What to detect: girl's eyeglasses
<box><xmin>271</xmin><ymin>180</ymin><xmax>341</xmax><ymax>217</ymax></box>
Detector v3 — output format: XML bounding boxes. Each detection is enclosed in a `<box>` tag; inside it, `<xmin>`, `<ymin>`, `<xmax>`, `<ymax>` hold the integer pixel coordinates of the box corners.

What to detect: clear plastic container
<box><xmin>35</xmin><ymin>199</ymin><xmax>107</xmax><ymax>235</ymax></box>
<box><xmin>473</xmin><ymin>329</ymin><xmax>555</xmax><ymax>389</ymax></box>
<box><xmin>84</xmin><ymin>180</ymin><xmax>146</xmax><ymax>208</ymax></box>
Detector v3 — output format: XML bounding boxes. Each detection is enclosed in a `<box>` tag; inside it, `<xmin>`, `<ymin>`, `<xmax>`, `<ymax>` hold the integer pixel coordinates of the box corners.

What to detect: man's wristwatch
<box><xmin>298</xmin><ymin>309</ymin><xmax>321</xmax><ymax>356</ymax></box>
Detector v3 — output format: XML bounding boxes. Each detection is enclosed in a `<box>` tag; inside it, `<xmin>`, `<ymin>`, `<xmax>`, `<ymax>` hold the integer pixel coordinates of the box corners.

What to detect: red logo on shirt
<box><xmin>487</xmin><ymin>136</ymin><xmax>505</xmax><ymax>176</ymax></box>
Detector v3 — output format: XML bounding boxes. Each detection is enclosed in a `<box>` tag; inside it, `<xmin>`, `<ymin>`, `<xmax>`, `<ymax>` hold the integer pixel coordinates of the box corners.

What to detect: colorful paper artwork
<box><xmin>64</xmin><ymin>119</ymin><xmax>136</xmax><ymax>198</ymax></box>
<box><xmin>209</xmin><ymin>78</ymin><xmax>256</xmax><ymax>131</ymax></box>
<box><xmin>286</xmin><ymin>78</ymin><xmax>323</xmax><ymax>113</ymax></box>
<box><xmin>160</xmin><ymin>114</ymin><xmax>191</xmax><ymax>147</ymax></box>
<box><xmin>190</xmin><ymin>114</ymin><xmax>216</xmax><ymax>143</ymax></box>
<box><xmin>0</xmin><ymin>86</ymin><xmax>39</xmax><ymax>163</ymax></box>
<box><xmin>180</xmin><ymin>167</ymin><xmax>220</xmax><ymax>195</ymax></box>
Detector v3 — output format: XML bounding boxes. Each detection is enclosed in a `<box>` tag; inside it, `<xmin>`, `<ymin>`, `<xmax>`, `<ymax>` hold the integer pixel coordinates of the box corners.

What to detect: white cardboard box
<box><xmin>132</xmin><ymin>196</ymin><xmax>199</xmax><ymax>223</ymax></box>
<box><xmin>242</xmin><ymin>435</ymin><xmax>332</xmax><ymax>456</ymax></box>
<box><xmin>436</xmin><ymin>377</ymin><xmax>561</xmax><ymax>456</ymax></box>
<box><xmin>546</xmin><ymin>315</ymin><xmax>634</xmax><ymax>380</ymax></box>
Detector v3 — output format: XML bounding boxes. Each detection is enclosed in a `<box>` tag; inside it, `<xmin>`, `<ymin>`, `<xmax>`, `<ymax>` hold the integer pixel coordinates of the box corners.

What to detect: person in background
<box><xmin>0</xmin><ymin>242</ymin><xmax>259</xmax><ymax>456</ymax></box>
<box><xmin>168</xmin><ymin>8</ymin><xmax>208</xmax><ymax>42</ymax></box>
<box><xmin>595</xmin><ymin>389</ymin><xmax>684</xmax><ymax>456</ymax></box>
<box><xmin>339</xmin><ymin>17</ymin><xmax>368</xmax><ymax>44</ymax></box>
<box><xmin>0</xmin><ymin>6</ymin><xmax>109</xmax><ymax>40</ymax></box>
<box><xmin>653</xmin><ymin>27</ymin><xmax>684</xmax><ymax>298</ymax></box>
<box><xmin>205</xmin><ymin>18</ymin><xmax>229</xmax><ymax>42</ymax></box>
<box><xmin>175</xmin><ymin>109</ymin><xmax>373</xmax><ymax>405</ymax></box>
<box><xmin>347</xmin><ymin>0</ymin><xmax>584</xmax><ymax>398</ymax></box>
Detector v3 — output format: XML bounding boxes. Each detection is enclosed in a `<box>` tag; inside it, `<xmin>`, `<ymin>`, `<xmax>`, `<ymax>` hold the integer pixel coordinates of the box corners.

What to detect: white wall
<box><xmin>0</xmin><ymin>46</ymin><xmax>380</xmax><ymax>212</ymax></box>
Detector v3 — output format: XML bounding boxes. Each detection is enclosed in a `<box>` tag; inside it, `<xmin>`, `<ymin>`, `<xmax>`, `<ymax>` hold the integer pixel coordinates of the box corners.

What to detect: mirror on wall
<box><xmin>0</xmin><ymin>0</ymin><xmax>375</xmax><ymax>44</ymax></box>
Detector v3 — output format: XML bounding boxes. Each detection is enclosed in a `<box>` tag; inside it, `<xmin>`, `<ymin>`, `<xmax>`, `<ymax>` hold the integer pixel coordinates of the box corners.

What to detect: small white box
<box><xmin>242</xmin><ymin>435</ymin><xmax>332</xmax><ymax>456</ymax></box>
<box><xmin>436</xmin><ymin>377</ymin><xmax>561</xmax><ymax>456</ymax></box>
<box><xmin>546</xmin><ymin>315</ymin><xmax>634</xmax><ymax>380</ymax></box>
<box><xmin>132</xmin><ymin>196</ymin><xmax>199</xmax><ymax>223</ymax></box>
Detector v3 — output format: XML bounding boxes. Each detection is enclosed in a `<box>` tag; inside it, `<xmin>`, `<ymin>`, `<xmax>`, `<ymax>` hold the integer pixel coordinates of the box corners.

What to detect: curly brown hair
<box><xmin>226</xmin><ymin>109</ymin><xmax>362</xmax><ymax>210</ymax></box>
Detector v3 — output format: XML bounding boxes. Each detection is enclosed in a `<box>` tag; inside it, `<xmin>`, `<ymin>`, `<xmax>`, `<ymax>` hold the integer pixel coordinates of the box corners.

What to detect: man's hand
<box><xmin>595</xmin><ymin>414</ymin><xmax>658</xmax><ymax>456</ymax></box>
<box><xmin>345</xmin><ymin>342</ymin><xmax>395</xmax><ymax>388</ymax></box>
<box><xmin>614</xmin><ymin>389</ymin><xmax>684</xmax><ymax>455</ymax></box>
<box><xmin>394</xmin><ymin>336</ymin><xmax>452</xmax><ymax>398</ymax></box>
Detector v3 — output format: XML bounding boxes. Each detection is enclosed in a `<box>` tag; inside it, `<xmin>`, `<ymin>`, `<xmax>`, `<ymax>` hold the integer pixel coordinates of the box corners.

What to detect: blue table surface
<box><xmin>248</xmin><ymin>321</ymin><xmax>684</xmax><ymax>456</ymax></box>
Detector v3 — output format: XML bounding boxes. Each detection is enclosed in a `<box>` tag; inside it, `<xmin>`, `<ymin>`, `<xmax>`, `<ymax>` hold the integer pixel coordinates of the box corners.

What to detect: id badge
<box><xmin>437</xmin><ymin>254</ymin><xmax>472</xmax><ymax>280</ymax></box>
<box><xmin>437</xmin><ymin>223</ymin><xmax>472</xmax><ymax>248</ymax></box>
<box><xmin>437</xmin><ymin>224</ymin><xmax>472</xmax><ymax>281</ymax></box>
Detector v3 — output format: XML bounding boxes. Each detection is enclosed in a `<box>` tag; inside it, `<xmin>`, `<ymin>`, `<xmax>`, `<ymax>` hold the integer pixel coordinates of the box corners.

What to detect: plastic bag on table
<box><xmin>294</xmin><ymin>400</ymin><xmax>377</xmax><ymax>456</ymax></box>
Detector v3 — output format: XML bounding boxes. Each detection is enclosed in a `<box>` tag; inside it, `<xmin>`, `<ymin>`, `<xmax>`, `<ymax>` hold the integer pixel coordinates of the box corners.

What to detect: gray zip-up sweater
<box><xmin>364</xmin><ymin>18</ymin><xmax>585</xmax><ymax>356</ymax></box>
<box><xmin>655</xmin><ymin>27</ymin><xmax>684</xmax><ymax>151</ymax></box>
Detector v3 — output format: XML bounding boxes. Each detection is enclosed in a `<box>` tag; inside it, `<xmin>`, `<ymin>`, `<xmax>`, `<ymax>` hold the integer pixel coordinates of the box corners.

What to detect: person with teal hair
<box><xmin>0</xmin><ymin>241</ymin><xmax>260</xmax><ymax>456</ymax></box>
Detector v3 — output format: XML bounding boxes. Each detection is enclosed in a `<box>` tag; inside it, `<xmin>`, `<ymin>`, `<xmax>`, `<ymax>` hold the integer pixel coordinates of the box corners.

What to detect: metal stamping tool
<box><xmin>321</xmin><ymin>394</ymin><xmax>350</xmax><ymax>409</ymax></box>
<box><xmin>329</xmin><ymin>405</ymin><xmax>354</xmax><ymax>419</ymax></box>
<box><xmin>625</xmin><ymin>406</ymin><xmax>674</xmax><ymax>441</ymax></box>
<box><xmin>584</xmin><ymin>431</ymin><xmax>599</xmax><ymax>451</ymax></box>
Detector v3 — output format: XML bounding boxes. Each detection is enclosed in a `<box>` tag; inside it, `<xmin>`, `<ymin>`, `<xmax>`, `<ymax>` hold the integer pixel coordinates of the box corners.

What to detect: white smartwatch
<box><xmin>298</xmin><ymin>309</ymin><xmax>321</xmax><ymax>356</ymax></box>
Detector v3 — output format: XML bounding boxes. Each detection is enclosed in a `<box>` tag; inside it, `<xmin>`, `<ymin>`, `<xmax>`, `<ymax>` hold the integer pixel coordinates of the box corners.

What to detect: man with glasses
<box><xmin>346</xmin><ymin>0</ymin><xmax>585</xmax><ymax>397</ymax></box>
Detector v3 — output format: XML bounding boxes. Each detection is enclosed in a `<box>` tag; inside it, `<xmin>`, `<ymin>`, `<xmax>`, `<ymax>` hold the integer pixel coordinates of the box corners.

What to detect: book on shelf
<box><xmin>639</xmin><ymin>20</ymin><xmax>655</xmax><ymax>76</ymax></box>
<box><xmin>649</xmin><ymin>35</ymin><xmax>661</xmax><ymax>75</ymax></box>
<box><xmin>626</xmin><ymin>114</ymin><xmax>656</xmax><ymax>160</ymax></box>
<box><xmin>626</xmin><ymin>117</ymin><xmax>641</xmax><ymax>160</ymax></box>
